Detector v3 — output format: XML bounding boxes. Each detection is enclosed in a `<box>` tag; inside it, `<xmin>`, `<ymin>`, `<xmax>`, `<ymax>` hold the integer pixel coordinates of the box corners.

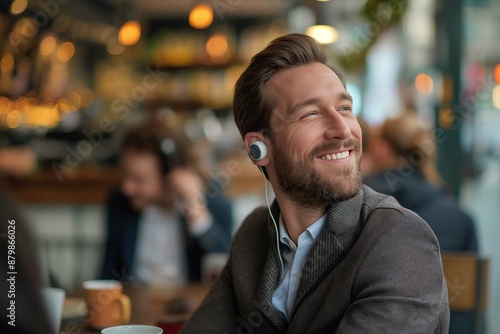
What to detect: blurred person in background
<box><xmin>101</xmin><ymin>124</ymin><xmax>233</xmax><ymax>285</ymax></box>
<box><xmin>362</xmin><ymin>112</ymin><xmax>478</xmax><ymax>334</ymax></box>
<box><xmin>363</xmin><ymin>112</ymin><xmax>478</xmax><ymax>252</ymax></box>
<box><xmin>0</xmin><ymin>148</ymin><xmax>53</xmax><ymax>333</ymax></box>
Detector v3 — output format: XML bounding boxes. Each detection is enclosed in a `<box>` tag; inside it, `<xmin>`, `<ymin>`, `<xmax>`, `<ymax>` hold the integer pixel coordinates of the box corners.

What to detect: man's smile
<box><xmin>317</xmin><ymin>149</ymin><xmax>352</xmax><ymax>161</ymax></box>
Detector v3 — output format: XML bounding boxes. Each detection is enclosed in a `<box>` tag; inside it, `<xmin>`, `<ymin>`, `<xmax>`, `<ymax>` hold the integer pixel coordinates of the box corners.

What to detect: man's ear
<box><xmin>244</xmin><ymin>132</ymin><xmax>271</xmax><ymax>166</ymax></box>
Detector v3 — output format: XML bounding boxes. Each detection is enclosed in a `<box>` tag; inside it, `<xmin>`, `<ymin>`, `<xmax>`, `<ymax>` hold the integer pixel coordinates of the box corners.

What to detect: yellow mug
<box><xmin>82</xmin><ymin>280</ymin><xmax>131</xmax><ymax>330</ymax></box>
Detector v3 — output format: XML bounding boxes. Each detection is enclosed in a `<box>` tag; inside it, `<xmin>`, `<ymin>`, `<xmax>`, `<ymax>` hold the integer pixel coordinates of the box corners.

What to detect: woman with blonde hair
<box><xmin>363</xmin><ymin>112</ymin><xmax>478</xmax><ymax>334</ymax></box>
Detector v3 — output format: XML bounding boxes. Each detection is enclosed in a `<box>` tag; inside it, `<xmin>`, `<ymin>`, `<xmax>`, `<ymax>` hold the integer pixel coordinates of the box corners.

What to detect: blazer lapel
<box><xmin>291</xmin><ymin>187</ymin><xmax>364</xmax><ymax>318</ymax></box>
<box><xmin>255</xmin><ymin>201</ymin><xmax>288</xmax><ymax>332</ymax></box>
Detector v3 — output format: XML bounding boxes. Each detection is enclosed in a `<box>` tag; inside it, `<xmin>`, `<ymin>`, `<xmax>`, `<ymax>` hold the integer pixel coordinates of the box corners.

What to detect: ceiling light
<box><xmin>118</xmin><ymin>20</ymin><xmax>141</xmax><ymax>46</ymax></box>
<box><xmin>305</xmin><ymin>25</ymin><xmax>338</xmax><ymax>44</ymax></box>
<box><xmin>189</xmin><ymin>4</ymin><xmax>213</xmax><ymax>29</ymax></box>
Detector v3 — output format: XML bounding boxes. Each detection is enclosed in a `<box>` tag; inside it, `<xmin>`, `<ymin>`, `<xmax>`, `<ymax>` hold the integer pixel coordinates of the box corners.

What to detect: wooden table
<box><xmin>61</xmin><ymin>284</ymin><xmax>209</xmax><ymax>334</ymax></box>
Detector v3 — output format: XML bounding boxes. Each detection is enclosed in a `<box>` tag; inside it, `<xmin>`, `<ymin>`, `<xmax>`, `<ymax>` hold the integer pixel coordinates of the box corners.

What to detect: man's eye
<box><xmin>300</xmin><ymin>112</ymin><xmax>317</xmax><ymax>119</ymax></box>
<box><xmin>339</xmin><ymin>106</ymin><xmax>352</xmax><ymax>111</ymax></box>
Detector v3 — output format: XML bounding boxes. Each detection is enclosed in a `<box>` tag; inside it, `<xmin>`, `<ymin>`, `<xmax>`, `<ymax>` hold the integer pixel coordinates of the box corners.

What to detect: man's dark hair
<box><xmin>121</xmin><ymin>124</ymin><xmax>203</xmax><ymax>178</ymax></box>
<box><xmin>233</xmin><ymin>33</ymin><xmax>346</xmax><ymax>138</ymax></box>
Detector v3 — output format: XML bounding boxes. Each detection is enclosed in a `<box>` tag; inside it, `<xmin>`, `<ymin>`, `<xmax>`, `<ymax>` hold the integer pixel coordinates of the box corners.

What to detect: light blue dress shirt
<box><xmin>133</xmin><ymin>206</ymin><xmax>213</xmax><ymax>286</ymax></box>
<box><xmin>271</xmin><ymin>214</ymin><xmax>326</xmax><ymax>319</ymax></box>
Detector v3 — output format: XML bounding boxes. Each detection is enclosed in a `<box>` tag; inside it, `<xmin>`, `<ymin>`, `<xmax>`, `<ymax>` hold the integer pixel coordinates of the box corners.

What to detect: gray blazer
<box><xmin>181</xmin><ymin>186</ymin><xmax>450</xmax><ymax>333</ymax></box>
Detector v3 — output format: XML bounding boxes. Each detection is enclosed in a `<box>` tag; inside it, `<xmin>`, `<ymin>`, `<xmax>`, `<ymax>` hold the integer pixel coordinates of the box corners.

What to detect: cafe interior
<box><xmin>0</xmin><ymin>0</ymin><xmax>499</xmax><ymax>333</ymax></box>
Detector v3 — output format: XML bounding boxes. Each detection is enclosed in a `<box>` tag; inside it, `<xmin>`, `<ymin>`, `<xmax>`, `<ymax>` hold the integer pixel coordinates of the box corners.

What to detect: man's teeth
<box><xmin>320</xmin><ymin>151</ymin><xmax>350</xmax><ymax>160</ymax></box>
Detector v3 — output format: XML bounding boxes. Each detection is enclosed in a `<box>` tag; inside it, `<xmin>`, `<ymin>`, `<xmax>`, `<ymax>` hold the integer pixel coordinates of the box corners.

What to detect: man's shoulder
<box><xmin>361</xmin><ymin>185</ymin><xmax>435</xmax><ymax>234</ymax></box>
<box><xmin>360</xmin><ymin>185</ymin><xmax>439</xmax><ymax>247</ymax></box>
<box><xmin>362</xmin><ymin>184</ymin><xmax>420</xmax><ymax>218</ymax></box>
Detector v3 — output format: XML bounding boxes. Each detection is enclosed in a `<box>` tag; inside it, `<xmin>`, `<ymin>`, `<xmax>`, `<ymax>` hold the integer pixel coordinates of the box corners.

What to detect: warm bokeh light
<box><xmin>14</xmin><ymin>97</ymin><xmax>29</xmax><ymax>111</ymax></box>
<box><xmin>40</xmin><ymin>35</ymin><xmax>57</xmax><ymax>56</ymax></box>
<box><xmin>0</xmin><ymin>97</ymin><xmax>10</xmax><ymax>112</ymax></box>
<box><xmin>439</xmin><ymin>106</ymin><xmax>454</xmax><ymax>129</ymax></box>
<box><xmin>118</xmin><ymin>20</ymin><xmax>141</xmax><ymax>46</ymax></box>
<box><xmin>6</xmin><ymin>110</ymin><xmax>21</xmax><ymax>129</ymax></box>
<box><xmin>0</xmin><ymin>95</ymin><xmax>67</xmax><ymax>129</ymax></box>
<box><xmin>206</xmin><ymin>33</ymin><xmax>229</xmax><ymax>62</ymax></box>
<box><xmin>80</xmin><ymin>88</ymin><xmax>95</xmax><ymax>107</ymax></box>
<box><xmin>305</xmin><ymin>25</ymin><xmax>338</xmax><ymax>44</ymax></box>
<box><xmin>494</xmin><ymin>64</ymin><xmax>500</xmax><ymax>85</ymax></box>
<box><xmin>57</xmin><ymin>98</ymin><xmax>71</xmax><ymax>113</ymax></box>
<box><xmin>65</xmin><ymin>91</ymin><xmax>82</xmax><ymax>109</ymax></box>
<box><xmin>26</xmin><ymin>106</ymin><xmax>60</xmax><ymax>128</ymax></box>
<box><xmin>10</xmin><ymin>0</ymin><xmax>28</xmax><ymax>15</ymax></box>
<box><xmin>415</xmin><ymin>73</ymin><xmax>434</xmax><ymax>95</ymax></box>
<box><xmin>57</xmin><ymin>42</ymin><xmax>75</xmax><ymax>62</ymax></box>
<box><xmin>13</xmin><ymin>18</ymin><xmax>38</xmax><ymax>38</ymax></box>
<box><xmin>493</xmin><ymin>85</ymin><xmax>500</xmax><ymax>110</ymax></box>
<box><xmin>107</xmin><ymin>38</ymin><xmax>126</xmax><ymax>55</ymax></box>
<box><xmin>0</xmin><ymin>54</ymin><xmax>14</xmax><ymax>72</ymax></box>
<box><xmin>189</xmin><ymin>4</ymin><xmax>213</xmax><ymax>29</ymax></box>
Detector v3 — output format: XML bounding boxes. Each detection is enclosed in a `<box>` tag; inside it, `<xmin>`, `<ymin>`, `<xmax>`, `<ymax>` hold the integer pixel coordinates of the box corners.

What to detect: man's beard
<box><xmin>271</xmin><ymin>137</ymin><xmax>362</xmax><ymax>209</ymax></box>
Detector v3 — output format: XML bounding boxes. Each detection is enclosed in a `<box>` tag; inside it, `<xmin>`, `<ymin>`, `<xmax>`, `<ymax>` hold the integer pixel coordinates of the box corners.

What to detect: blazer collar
<box><xmin>291</xmin><ymin>186</ymin><xmax>364</xmax><ymax>317</ymax></box>
<box><xmin>255</xmin><ymin>199</ymin><xmax>288</xmax><ymax>331</ymax></box>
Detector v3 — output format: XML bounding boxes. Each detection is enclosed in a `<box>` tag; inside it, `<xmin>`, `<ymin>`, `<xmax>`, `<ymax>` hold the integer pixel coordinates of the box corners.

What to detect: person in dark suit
<box><xmin>182</xmin><ymin>34</ymin><xmax>449</xmax><ymax>333</ymax></box>
<box><xmin>0</xmin><ymin>189</ymin><xmax>53</xmax><ymax>333</ymax></box>
<box><xmin>0</xmin><ymin>148</ymin><xmax>53</xmax><ymax>333</ymax></box>
<box><xmin>101</xmin><ymin>125</ymin><xmax>232</xmax><ymax>285</ymax></box>
<box><xmin>362</xmin><ymin>113</ymin><xmax>478</xmax><ymax>334</ymax></box>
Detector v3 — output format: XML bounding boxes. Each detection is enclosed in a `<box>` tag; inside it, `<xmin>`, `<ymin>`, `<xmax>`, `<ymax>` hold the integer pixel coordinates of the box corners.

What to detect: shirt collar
<box><xmin>278</xmin><ymin>214</ymin><xmax>326</xmax><ymax>249</ymax></box>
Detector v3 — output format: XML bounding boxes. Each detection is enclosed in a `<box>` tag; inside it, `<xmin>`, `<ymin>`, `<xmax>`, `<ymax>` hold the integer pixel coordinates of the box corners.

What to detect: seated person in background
<box><xmin>182</xmin><ymin>34</ymin><xmax>449</xmax><ymax>333</ymax></box>
<box><xmin>363</xmin><ymin>112</ymin><xmax>478</xmax><ymax>252</ymax></box>
<box><xmin>362</xmin><ymin>113</ymin><xmax>478</xmax><ymax>334</ymax></box>
<box><xmin>101</xmin><ymin>124</ymin><xmax>233</xmax><ymax>285</ymax></box>
<box><xmin>0</xmin><ymin>148</ymin><xmax>52</xmax><ymax>333</ymax></box>
<box><xmin>0</xmin><ymin>190</ymin><xmax>53</xmax><ymax>333</ymax></box>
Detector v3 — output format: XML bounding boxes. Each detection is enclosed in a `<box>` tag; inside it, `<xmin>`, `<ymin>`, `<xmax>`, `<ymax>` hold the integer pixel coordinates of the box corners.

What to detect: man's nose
<box><xmin>121</xmin><ymin>179</ymin><xmax>134</xmax><ymax>196</ymax></box>
<box><xmin>323</xmin><ymin>109</ymin><xmax>351</xmax><ymax>140</ymax></box>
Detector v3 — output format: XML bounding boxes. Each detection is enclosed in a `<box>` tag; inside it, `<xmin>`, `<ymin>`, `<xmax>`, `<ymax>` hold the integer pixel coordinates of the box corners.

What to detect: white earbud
<box><xmin>249</xmin><ymin>141</ymin><xmax>267</xmax><ymax>161</ymax></box>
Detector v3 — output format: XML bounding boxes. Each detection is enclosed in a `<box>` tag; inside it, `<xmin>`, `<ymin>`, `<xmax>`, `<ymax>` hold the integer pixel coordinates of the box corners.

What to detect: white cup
<box><xmin>40</xmin><ymin>287</ymin><xmax>65</xmax><ymax>334</ymax></box>
<box><xmin>101</xmin><ymin>325</ymin><xmax>163</xmax><ymax>334</ymax></box>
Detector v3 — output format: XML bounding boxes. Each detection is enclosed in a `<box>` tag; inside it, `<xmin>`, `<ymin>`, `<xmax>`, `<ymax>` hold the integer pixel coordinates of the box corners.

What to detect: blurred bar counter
<box><xmin>0</xmin><ymin>161</ymin><xmax>264</xmax><ymax>204</ymax></box>
<box><xmin>0</xmin><ymin>166</ymin><xmax>122</xmax><ymax>204</ymax></box>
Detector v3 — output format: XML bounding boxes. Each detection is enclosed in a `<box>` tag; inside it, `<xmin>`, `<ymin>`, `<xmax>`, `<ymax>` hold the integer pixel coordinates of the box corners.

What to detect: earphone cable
<box><xmin>258</xmin><ymin>166</ymin><xmax>284</xmax><ymax>274</ymax></box>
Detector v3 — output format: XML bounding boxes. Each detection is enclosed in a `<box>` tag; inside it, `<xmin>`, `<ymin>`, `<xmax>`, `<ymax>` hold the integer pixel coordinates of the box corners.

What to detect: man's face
<box><xmin>265</xmin><ymin>62</ymin><xmax>362</xmax><ymax>208</ymax></box>
<box><xmin>121</xmin><ymin>150</ymin><xmax>164</xmax><ymax>210</ymax></box>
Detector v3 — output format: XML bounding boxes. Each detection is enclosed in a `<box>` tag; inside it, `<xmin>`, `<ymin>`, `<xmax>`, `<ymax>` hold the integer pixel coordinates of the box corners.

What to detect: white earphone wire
<box><xmin>258</xmin><ymin>166</ymin><xmax>284</xmax><ymax>273</ymax></box>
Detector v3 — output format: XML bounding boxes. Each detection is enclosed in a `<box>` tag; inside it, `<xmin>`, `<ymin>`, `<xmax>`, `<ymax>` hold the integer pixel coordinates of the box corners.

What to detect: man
<box><xmin>182</xmin><ymin>34</ymin><xmax>449</xmax><ymax>333</ymax></box>
<box><xmin>101</xmin><ymin>125</ymin><xmax>232</xmax><ymax>284</ymax></box>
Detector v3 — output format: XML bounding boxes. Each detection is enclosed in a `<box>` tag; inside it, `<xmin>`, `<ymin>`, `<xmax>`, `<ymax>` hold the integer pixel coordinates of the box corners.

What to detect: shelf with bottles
<box><xmin>138</xmin><ymin>24</ymin><xmax>288</xmax><ymax>109</ymax></box>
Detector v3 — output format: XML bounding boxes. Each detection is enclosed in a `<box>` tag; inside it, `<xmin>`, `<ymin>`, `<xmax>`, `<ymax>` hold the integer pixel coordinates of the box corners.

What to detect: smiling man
<box><xmin>181</xmin><ymin>34</ymin><xmax>449</xmax><ymax>333</ymax></box>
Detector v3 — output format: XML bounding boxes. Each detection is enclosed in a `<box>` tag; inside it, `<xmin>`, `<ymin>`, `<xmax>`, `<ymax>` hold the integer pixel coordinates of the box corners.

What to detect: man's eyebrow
<box><xmin>288</xmin><ymin>97</ymin><xmax>321</xmax><ymax>116</ymax></box>
<box><xmin>287</xmin><ymin>92</ymin><xmax>353</xmax><ymax>116</ymax></box>
<box><xmin>339</xmin><ymin>92</ymin><xmax>353</xmax><ymax>103</ymax></box>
